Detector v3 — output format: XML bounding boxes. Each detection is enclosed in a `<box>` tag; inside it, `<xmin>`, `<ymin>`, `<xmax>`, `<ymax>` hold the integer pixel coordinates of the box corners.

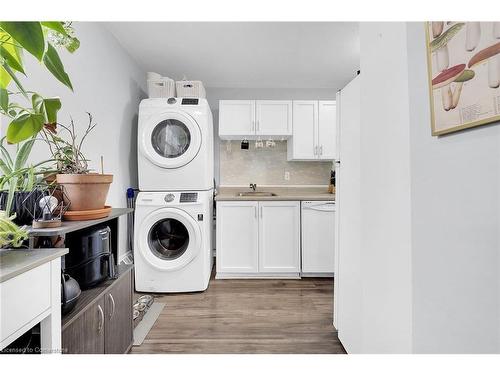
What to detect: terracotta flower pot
<box><xmin>56</xmin><ymin>173</ymin><xmax>113</xmax><ymax>211</ymax></box>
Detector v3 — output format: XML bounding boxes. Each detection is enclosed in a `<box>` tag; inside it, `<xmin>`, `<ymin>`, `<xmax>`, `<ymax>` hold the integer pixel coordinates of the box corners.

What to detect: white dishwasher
<box><xmin>301</xmin><ymin>201</ymin><xmax>335</xmax><ymax>275</ymax></box>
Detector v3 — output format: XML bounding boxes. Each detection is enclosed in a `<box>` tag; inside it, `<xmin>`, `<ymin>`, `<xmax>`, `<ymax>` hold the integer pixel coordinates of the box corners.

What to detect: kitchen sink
<box><xmin>237</xmin><ymin>192</ymin><xmax>277</xmax><ymax>197</ymax></box>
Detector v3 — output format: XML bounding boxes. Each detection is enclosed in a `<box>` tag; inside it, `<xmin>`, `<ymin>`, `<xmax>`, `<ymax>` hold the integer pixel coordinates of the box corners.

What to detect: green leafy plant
<box><xmin>0</xmin><ymin>21</ymin><xmax>79</xmax><ymax>144</ymax></box>
<box><xmin>0</xmin><ymin>137</ymin><xmax>54</xmax><ymax>214</ymax></box>
<box><xmin>0</xmin><ymin>211</ymin><xmax>28</xmax><ymax>248</ymax></box>
<box><xmin>42</xmin><ymin>113</ymin><xmax>96</xmax><ymax>174</ymax></box>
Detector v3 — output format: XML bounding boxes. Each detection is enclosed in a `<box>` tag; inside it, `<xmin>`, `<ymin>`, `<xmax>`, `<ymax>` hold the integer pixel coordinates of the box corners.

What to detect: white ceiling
<box><xmin>105</xmin><ymin>22</ymin><xmax>359</xmax><ymax>89</ymax></box>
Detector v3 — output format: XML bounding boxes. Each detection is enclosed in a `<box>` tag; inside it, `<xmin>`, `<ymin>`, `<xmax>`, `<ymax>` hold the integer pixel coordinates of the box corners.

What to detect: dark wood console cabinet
<box><xmin>61</xmin><ymin>264</ymin><xmax>133</xmax><ymax>354</ymax></box>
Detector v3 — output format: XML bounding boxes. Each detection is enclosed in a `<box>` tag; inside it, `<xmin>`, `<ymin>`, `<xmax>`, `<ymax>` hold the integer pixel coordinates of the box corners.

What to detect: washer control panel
<box><xmin>180</xmin><ymin>192</ymin><xmax>198</xmax><ymax>203</ymax></box>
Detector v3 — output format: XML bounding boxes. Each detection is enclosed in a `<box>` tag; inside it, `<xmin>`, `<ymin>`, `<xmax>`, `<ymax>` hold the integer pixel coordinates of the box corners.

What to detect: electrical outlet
<box><xmin>284</xmin><ymin>171</ymin><xmax>290</xmax><ymax>181</ymax></box>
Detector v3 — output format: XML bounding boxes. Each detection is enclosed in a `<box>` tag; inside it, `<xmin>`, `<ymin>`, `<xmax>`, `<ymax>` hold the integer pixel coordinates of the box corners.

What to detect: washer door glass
<box><xmin>151</xmin><ymin>119</ymin><xmax>191</xmax><ymax>159</ymax></box>
<box><xmin>148</xmin><ymin>218</ymin><xmax>190</xmax><ymax>260</ymax></box>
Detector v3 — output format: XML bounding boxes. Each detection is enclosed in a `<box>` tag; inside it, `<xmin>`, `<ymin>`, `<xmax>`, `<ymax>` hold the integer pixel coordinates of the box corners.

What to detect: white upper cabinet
<box><xmin>219</xmin><ymin>100</ymin><xmax>291</xmax><ymax>139</ymax></box>
<box><xmin>287</xmin><ymin>100</ymin><xmax>337</xmax><ymax>161</ymax></box>
<box><xmin>318</xmin><ymin>101</ymin><xmax>337</xmax><ymax>160</ymax></box>
<box><xmin>219</xmin><ymin>100</ymin><xmax>255</xmax><ymax>138</ymax></box>
<box><xmin>255</xmin><ymin>100</ymin><xmax>292</xmax><ymax>136</ymax></box>
<box><xmin>287</xmin><ymin>101</ymin><xmax>318</xmax><ymax>160</ymax></box>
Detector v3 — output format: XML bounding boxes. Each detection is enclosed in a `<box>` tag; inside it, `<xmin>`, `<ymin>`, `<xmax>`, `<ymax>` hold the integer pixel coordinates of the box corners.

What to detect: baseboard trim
<box><xmin>216</xmin><ymin>273</ymin><xmax>300</xmax><ymax>279</ymax></box>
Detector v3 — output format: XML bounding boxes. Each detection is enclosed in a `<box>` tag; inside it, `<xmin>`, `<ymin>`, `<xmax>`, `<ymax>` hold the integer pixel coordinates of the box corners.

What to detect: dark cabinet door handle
<box><xmin>97</xmin><ymin>304</ymin><xmax>104</xmax><ymax>332</ymax></box>
<box><xmin>108</xmin><ymin>293</ymin><xmax>116</xmax><ymax>319</ymax></box>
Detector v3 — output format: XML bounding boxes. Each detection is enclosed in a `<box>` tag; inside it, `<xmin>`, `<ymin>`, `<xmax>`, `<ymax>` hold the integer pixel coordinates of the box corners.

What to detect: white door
<box><xmin>258</xmin><ymin>201</ymin><xmax>300</xmax><ymax>273</ymax></box>
<box><xmin>301</xmin><ymin>201</ymin><xmax>336</xmax><ymax>273</ymax></box>
<box><xmin>216</xmin><ymin>201</ymin><xmax>259</xmax><ymax>274</ymax></box>
<box><xmin>141</xmin><ymin>111</ymin><xmax>202</xmax><ymax>169</ymax></box>
<box><xmin>219</xmin><ymin>100</ymin><xmax>255</xmax><ymax>137</ymax></box>
<box><xmin>288</xmin><ymin>101</ymin><xmax>318</xmax><ymax>160</ymax></box>
<box><xmin>255</xmin><ymin>100</ymin><xmax>292</xmax><ymax>136</ymax></box>
<box><xmin>318</xmin><ymin>101</ymin><xmax>337</xmax><ymax>160</ymax></box>
<box><xmin>137</xmin><ymin>207</ymin><xmax>201</xmax><ymax>271</ymax></box>
<box><xmin>335</xmin><ymin>76</ymin><xmax>362</xmax><ymax>351</ymax></box>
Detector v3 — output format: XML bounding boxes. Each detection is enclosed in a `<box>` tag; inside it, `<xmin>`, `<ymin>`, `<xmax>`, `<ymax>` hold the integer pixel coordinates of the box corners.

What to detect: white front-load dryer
<box><xmin>138</xmin><ymin>98</ymin><xmax>214</xmax><ymax>191</ymax></box>
<box><xmin>134</xmin><ymin>190</ymin><xmax>213</xmax><ymax>292</ymax></box>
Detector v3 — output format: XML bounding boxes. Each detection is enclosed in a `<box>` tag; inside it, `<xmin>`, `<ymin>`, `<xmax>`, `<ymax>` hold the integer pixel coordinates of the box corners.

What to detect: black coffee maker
<box><xmin>64</xmin><ymin>226</ymin><xmax>116</xmax><ymax>289</ymax></box>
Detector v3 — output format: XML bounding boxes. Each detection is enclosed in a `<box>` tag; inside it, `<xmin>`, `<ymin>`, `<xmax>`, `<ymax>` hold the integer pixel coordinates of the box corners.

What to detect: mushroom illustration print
<box><xmin>432</xmin><ymin>64</ymin><xmax>466</xmax><ymax>111</ymax></box>
<box><xmin>432</xmin><ymin>22</ymin><xmax>444</xmax><ymax>38</ymax></box>
<box><xmin>430</xmin><ymin>23</ymin><xmax>465</xmax><ymax>71</ymax></box>
<box><xmin>468</xmin><ymin>42</ymin><xmax>500</xmax><ymax>89</ymax></box>
<box><xmin>451</xmin><ymin>69</ymin><xmax>475</xmax><ymax>108</ymax></box>
<box><xmin>465</xmin><ymin>22</ymin><xmax>481</xmax><ymax>51</ymax></box>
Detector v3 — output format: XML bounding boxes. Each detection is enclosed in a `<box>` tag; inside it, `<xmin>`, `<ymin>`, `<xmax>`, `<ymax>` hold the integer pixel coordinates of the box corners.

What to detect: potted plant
<box><xmin>0</xmin><ymin>137</ymin><xmax>54</xmax><ymax>225</ymax></box>
<box><xmin>42</xmin><ymin>113</ymin><xmax>113</xmax><ymax>214</ymax></box>
<box><xmin>0</xmin><ymin>211</ymin><xmax>28</xmax><ymax>248</ymax></box>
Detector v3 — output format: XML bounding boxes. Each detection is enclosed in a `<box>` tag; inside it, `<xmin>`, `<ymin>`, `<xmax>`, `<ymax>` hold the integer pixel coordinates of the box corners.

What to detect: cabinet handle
<box><xmin>108</xmin><ymin>293</ymin><xmax>116</xmax><ymax>319</ymax></box>
<box><xmin>257</xmin><ymin>120</ymin><xmax>259</xmax><ymax>132</ymax></box>
<box><xmin>313</xmin><ymin>145</ymin><xmax>317</xmax><ymax>155</ymax></box>
<box><xmin>320</xmin><ymin>145</ymin><xmax>323</xmax><ymax>156</ymax></box>
<box><xmin>97</xmin><ymin>304</ymin><xmax>104</xmax><ymax>332</ymax></box>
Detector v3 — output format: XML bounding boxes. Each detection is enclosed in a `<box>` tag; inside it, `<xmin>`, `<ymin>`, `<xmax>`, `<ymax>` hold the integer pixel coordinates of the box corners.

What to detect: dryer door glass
<box><xmin>151</xmin><ymin>119</ymin><xmax>191</xmax><ymax>158</ymax></box>
<box><xmin>148</xmin><ymin>218</ymin><xmax>190</xmax><ymax>260</ymax></box>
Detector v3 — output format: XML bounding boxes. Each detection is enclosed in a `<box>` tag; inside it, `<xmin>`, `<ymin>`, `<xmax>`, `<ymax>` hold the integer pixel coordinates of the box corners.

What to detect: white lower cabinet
<box><xmin>216</xmin><ymin>201</ymin><xmax>300</xmax><ymax>278</ymax></box>
<box><xmin>216</xmin><ymin>201</ymin><xmax>259</xmax><ymax>274</ymax></box>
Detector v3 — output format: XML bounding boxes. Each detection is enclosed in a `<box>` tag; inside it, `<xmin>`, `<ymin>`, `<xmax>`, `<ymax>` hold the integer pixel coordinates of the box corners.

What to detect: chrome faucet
<box><xmin>250</xmin><ymin>183</ymin><xmax>257</xmax><ymax>192</ymax></box>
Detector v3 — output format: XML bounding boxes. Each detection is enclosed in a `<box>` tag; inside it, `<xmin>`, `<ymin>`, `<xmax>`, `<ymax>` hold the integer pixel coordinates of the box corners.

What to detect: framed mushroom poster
<box><xmin>426</xmin><ymin>22</ymin><xmax>500</xmax><ymax>135</ymax></box>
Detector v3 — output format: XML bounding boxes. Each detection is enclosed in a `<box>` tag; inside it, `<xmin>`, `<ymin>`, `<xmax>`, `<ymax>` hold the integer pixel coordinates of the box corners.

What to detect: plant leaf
<box><xmin>6</xmin><ymin>112</ymin><xmax>44</xmax><ymax>144</ymax></box>
<box><xmin>32</xmin><ymin>94</ymin><xmax>62</xmax><ymax>125</ymax></box>
<box><xmin>0</xmin><ymin>31</ymin><xmax>24</xmax><ymax>74</ymax></box>
<box><xmin>5</xmin><ymin>175</ymin><xmax>18</xmax><ymax>214</ymax></box>
<box><xmin>41</xmin><ymin>22</ymin><xmax>68</xmax><ymax>37</ymax></box>
<box><xmin>65</xmin><ymin>37</ymin><xmax>80</xmax><ymax>53</ymax></box>
<box><xmin>0</xmin><ymin>87</ymin><xmax>8</xmax><ymax>112</ymax></box>
<box><xmin>43</xmin><ymin>97</ymin><xmax>61</xmax><ymax>124</ymax></box>
<box><xmin>0</xmin><ymin>136</ymin><xmax>13</xmax><ymax>170</ymax></box>
<box><xmin>0</xmin><ymin>22</ymin><xmax>45</xmax><ymax>61</ymax></box>
<box><xmin>0</xmin><ymin>64</ymin><xmax>12</xmax><ymax>89</ymax></box>
<box><xmin>14</xmin><ymin>138</ymin><xmax>35</xmax><ymax>170</ymax></box>
<box><xmin>43</xmin><ymin>43</ymin><xmax>73</xmax><ymax>90</ymax></box>
<box><xmin>1</xmin><ymin>61</ymin><xmax>26</xmax><ymax>96</ymax></box>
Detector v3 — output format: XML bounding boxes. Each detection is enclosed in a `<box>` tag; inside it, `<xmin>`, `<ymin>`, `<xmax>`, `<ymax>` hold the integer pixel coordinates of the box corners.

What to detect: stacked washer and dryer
<box><xmin>134</xmin><ymin>97</ymin><xmax>214</xmax><ymax>292</ymax></box>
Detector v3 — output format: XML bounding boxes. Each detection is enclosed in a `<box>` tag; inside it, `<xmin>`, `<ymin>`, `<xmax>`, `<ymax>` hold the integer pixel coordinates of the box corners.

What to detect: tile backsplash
<box><xmin>219</xmin><ymin>141</ymin><xmax>332</xmax><ymax>186</ymax></box>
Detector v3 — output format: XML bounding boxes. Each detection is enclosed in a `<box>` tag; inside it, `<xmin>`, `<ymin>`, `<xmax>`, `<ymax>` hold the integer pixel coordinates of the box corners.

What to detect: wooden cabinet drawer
<box><xmin>0</xmin><ymin>263</ymin><xmax>51</xmax><ymax>342</ymax></box>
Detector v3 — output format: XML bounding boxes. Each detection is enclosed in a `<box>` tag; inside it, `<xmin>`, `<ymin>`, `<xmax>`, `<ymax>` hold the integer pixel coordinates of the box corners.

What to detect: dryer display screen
<box><xmin>181</xmin><ymin>98</ymin><xmax>199</xmax><ymax>105</ymax></box>
<box><xmin>180</xmin><ymin>193</ymin><xmax>198</xmax><ymax>203</ymax></box>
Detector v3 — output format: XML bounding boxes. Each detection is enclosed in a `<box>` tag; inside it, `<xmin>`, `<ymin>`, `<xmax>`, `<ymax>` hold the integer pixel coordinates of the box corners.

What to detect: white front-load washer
<box><xmin>134</xmin><ymin>190</ymin><xmax>213</xmax><ymax>292</ymax></box>
<box><xmin>138</xmin><ymin>97</ymin><xmax>214</xmax><ymax>191</ymax></box>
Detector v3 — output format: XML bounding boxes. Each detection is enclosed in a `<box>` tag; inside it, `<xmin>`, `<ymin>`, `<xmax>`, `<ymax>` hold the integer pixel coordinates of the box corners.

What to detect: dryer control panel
<box><xmin>180</xmin><ymin>192</ymin><xmax>198</xmax><ymax>203</ymax></box>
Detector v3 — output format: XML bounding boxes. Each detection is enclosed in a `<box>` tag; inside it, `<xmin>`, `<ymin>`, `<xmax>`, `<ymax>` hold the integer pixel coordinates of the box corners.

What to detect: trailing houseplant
<box><xmin>0</xmin><ymin>137</ymin><xmax>54</xmax><ymax>224</ymax></box>
<box><xmin>0</xmin><ymin>21</ymin><xmax>79</xmax><ymax>144</ymax></box>
<box><xmin>0</xmin><ymin>211</ymin><xmax>28</xmax><ymax>248</ymax></box>
<box><xmin>41</xmin><ymin>113</ymin><xmax>113</xmax><ymax>212</ymax></box>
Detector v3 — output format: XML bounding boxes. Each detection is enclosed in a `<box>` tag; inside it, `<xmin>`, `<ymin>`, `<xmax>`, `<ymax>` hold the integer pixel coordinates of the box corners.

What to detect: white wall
<box><xmin>206</xmin><ymin>87</ymin><xmax>339</xmax><ymax>186</ymax></box>
<box><xmin>407</xmin><ymin>23</ymin><xmax>500</xmax><ymax>353</ymax></box>
<box><xmin>1</xmin><ymin>23</ymin><xmax>146</xmax><ymax>260</ymax></box>
<box><xmin>337</xmin><ymin>21</ymin><xmax>500</xmax><ymax>354</ymax></box>
<box><xmin>358</xmin><ymin>22</ymin><xmax>413</xmax><ymax>353</ymax></box>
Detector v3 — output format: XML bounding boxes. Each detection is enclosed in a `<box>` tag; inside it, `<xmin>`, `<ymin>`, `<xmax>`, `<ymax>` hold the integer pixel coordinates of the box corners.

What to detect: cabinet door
<box><xmin>219</xmin><ymin>100</ymin><xmax>255</xmax><ymax>138</ymax></box>
<box><xmin>288</xmin><ymin>101</ymin><xmax>318</xmax><ymax>160</ymax></box>
<box><xmin>317</xmin><ymin>101</ymin><xmax>337</xmax><ymax>160</ymax></box>
<box><xmin>105</xmin><ymin>269</ymin><xmax>133</xmax><ymax>354</ymax></box>
<box><xmin>258</xmin><ymin>201</ymin><xmax>300</xmax><ymax>273</ymax></box>
<box><xmin>301</xmin><ymin>202</ymin><xmax>335</xmax><ymax>273</ymax></box>
<box><xmin>62</xmin><ymin>297</ymin><xmax>105</xmax><ymax>354</ymax></box>
<box><xmin>216</xmin><ymin>201</ymin><xmax>259</xmax><ymax>274</ymax></box>
<box><xmin>256</xmin><ymin>100</ymin><xmax>292</xmax><ymax>136</ymax></box>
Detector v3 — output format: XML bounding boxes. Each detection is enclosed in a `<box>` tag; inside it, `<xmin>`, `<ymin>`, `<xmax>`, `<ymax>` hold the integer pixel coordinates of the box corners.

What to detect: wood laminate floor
<box><xmin>131</xmin><ymin>274</ymin><xmax>346</xmax><ymax>354</ymax></box>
